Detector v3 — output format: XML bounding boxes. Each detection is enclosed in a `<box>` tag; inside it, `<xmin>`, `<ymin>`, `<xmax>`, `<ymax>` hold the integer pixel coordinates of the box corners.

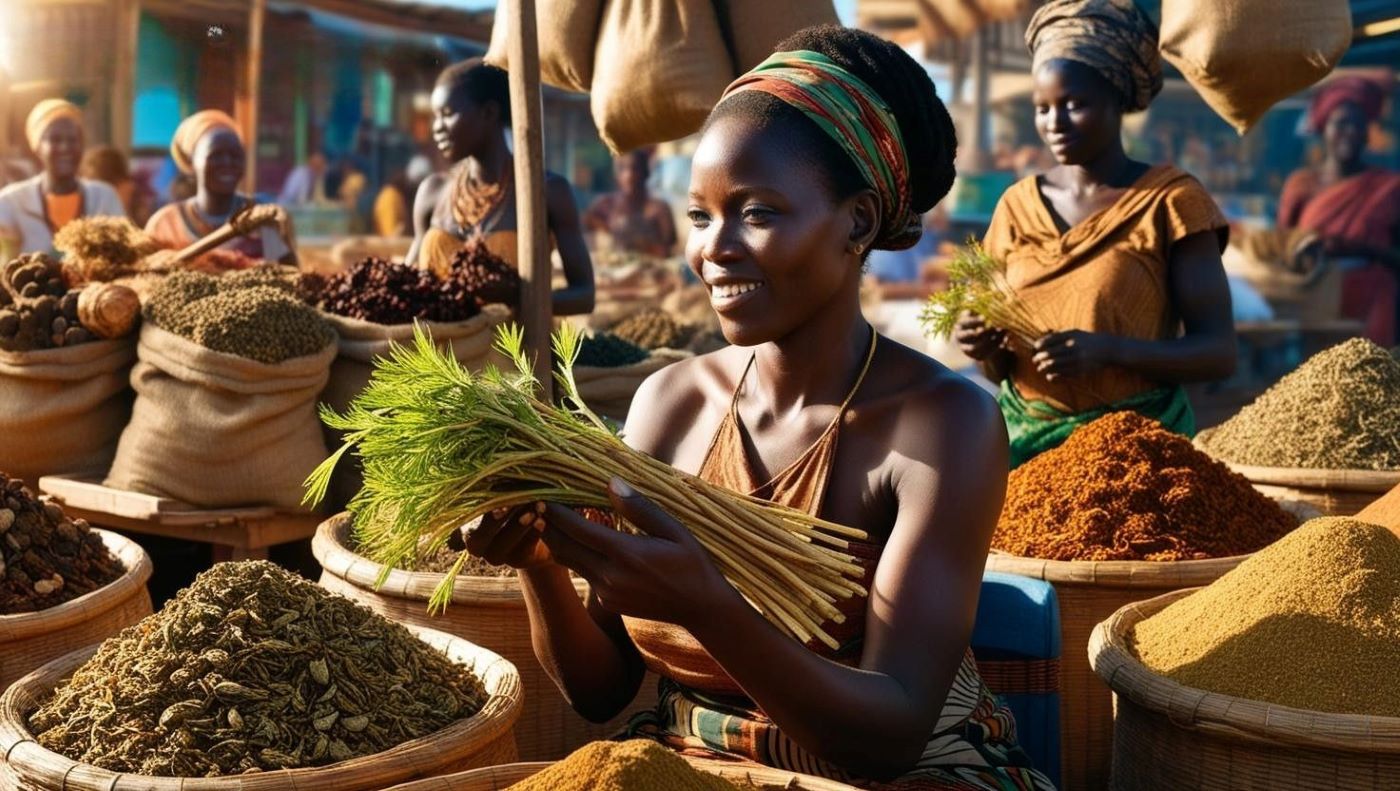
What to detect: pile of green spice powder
<box><xmin>1199</xmin><ymin>338</ymin><xmax>1400</xmax><ymax>470</ymax></box>
<box><xmin>145</xmin><ymin>269</ymin><xmax>333</xmax><ymax>364</ymax></box>
<box><xmin>1131</xmin><ymin>517</ymin><xmax>1400</xmax><ymax>716</ymax></box>
<box><xmin>29</xmin><ymin>561</ymin><xmax>487</xmax><ymax>776</ymax></box>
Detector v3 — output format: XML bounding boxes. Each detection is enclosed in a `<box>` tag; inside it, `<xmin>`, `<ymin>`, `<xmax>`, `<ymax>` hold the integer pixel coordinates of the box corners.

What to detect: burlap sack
<box><xmin>1160</xmin><ymin>0</ymin><xmax>1351</xmax><ymax>133</ymax></box>
<box><xmin>484</xmin><ymin>0</ymin><xmax>604</xmax><ymax>94</ymax></box>
<box><xmin>105</xmin><ymin>325</ymin><xmax>336</xmax><ymax>511</ymax></box>
<box><xmin>575</xmin><ymin>349</ymin><xmax>691</xmax><ymax>422</ymax></box>
<box><xmin>714</xmin><ymin>0</ymin><xmax>839</xmax><ymax>73</ymax></box>
<box><xmin>0</xmin><ymin>339</ymin><xmax>135</xmax><ymax>487</ymax></box>
<box><xmin>319</xmin><ymin>306</ymin><xmax>512</xmax><ymax>510</ymax></box>
<box><xmin>590</xmin><ymin>0</ymin><xmax>733</xmax><ymax>153</ymax></box>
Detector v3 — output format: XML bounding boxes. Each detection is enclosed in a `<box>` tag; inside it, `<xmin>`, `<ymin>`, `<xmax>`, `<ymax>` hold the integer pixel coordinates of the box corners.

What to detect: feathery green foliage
<box><xmin>920</xmin><ymin>240</ymin><xmax>1049</xmax><ymax>347</ymax></box>
<box><xmin>305</xmin><ymin>323</ymin><xmax>869</xmax><ymax>647</ymax></box>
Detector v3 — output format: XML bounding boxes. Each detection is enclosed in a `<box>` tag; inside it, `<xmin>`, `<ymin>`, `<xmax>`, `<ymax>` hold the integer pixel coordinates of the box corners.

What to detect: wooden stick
<box><xmin>505</xmin><ymin>0</ymin><xmax>553</xmax><ymax>400</ymax></box>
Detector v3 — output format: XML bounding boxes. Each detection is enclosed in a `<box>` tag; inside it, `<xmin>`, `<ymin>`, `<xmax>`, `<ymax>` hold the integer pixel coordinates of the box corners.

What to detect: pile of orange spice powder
<box><xmin>993</xmin><ymin>412</ymin><xmax>1297</xmax><ymax>561</ymax></box>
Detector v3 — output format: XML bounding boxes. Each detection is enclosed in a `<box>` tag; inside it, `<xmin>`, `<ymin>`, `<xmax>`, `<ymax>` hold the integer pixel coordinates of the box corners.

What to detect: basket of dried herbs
<box><xmin>571</xmin><ymin>332</ymin><xmax>692</xmax><ymax>422</ymax></box>
<box><xmin>1195</xmin><ymin>337</ymin><xmax>1400</xmax><ymax>515</ymax></box>
<box><xmin>0</xmin><ymin>472</ymin><xmax>152</xmax><ymax>690</ymax></box>
<box><xmin>0</xmin><ymin>560</ymin><xmax>522</xmax><ymax>790</ymax></box>
<box><xmin>312</xmin><ymin>514</ymin><xmax>655</xmax><ymax>762</ymax></box>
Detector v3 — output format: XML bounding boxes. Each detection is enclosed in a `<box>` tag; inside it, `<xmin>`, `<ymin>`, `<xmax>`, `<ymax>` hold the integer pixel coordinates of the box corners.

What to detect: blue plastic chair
<box><xmin>972</xmin><ymin>571</ymin><xmax>1062</xmax><ymax>788</ymax></box>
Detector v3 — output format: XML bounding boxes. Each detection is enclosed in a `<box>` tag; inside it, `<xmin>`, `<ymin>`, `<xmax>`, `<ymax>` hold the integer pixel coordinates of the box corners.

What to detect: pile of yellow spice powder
<box><xmin>1131</xmin><ymin>517</ymin><xmax>1400</xmax><ymax>716</ymax></box>
<box><xmin>506</xmin><ymin>741</ymin><xmax>760</xmax><ymax>791</ymax></box>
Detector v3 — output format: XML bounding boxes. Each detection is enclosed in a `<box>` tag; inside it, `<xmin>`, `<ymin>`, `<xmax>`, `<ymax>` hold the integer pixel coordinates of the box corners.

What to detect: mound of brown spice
<box><xmin>0</xmin><ymin>472</ymin><xmax>123</xmax><ymax>614</ymax></box>
<box><xmin>1131</xmin><ymin>517</ymin><xmax>1400</xmax><ymax>716</ymax></box>
<box><xmin>994</xmin><ymin>412</ymin><xmax>1296</xmax><ymax>561</ymax></box>
<box><xmin>506</xmin><ymin>740</ymin><xmax>745</xmax><ymax>791</ymax></box>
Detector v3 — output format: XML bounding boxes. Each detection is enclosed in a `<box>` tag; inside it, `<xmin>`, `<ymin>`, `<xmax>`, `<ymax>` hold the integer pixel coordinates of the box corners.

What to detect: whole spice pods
<box><xmin>29</xmin><ymin>560</ymin><xmax>488</xmax><ymax>776</ymax></box>
<box><xmin>446</xmin><ymin>238</ymin><xmax>521</xmax><ymax>308</ymax></box>
<box><xmin>301</xmin><ymin>257</ymin><xmax>483</xmax><ymax>325</ymax></box>
<box><xmin>994</xmin><ymin>412</ymin><xmax>1297</xmax><ymax>561</ymax></box>
<box><xmin>1131</xmin><ymin>517</ymin><xmax>1400</xmax><ymax>716</ymax></box>
<box><xmin>1199</xmin><ymin>338</ymin><xmax>1400</xmax><ymax>470</ymax></box>
<box><xmin>307</xmin><ymin>325</ymin><xmax>869</xmax><ymax>649</ymax></box>
<box><xmin>0</xmin><ymin>254</ymin><xmax>97</xmax><ymax>352</ymax></box>
<box><xmin>0</xmin><ymin>471</ymin><xmax>123</xmax><ymax>614</ymax></box>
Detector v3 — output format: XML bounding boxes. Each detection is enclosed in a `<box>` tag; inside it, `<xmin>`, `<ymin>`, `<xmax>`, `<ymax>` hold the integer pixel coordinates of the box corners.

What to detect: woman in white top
<box><xmin>0</xmin><ymin>99</ymin><xmax>126</xmax><ymax>259</ymax></box>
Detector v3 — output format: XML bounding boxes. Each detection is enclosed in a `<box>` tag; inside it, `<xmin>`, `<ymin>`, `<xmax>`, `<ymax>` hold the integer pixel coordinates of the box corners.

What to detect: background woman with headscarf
<box><xmin>0</xmin><ymin>99</ymin><xmax>126</xmax><ymax>259</ymax></box>
<box><xmin>1277</xmin><ymin>76</ymin><xmax>1399</xmax><ymax>345</ymax></box>
<box><xmin>406</xmin><ymin>58</ymin><xmax>594</xmax><ymax>316</ymax></box>
<box><xmin>955</xmin><ymin>0</ymin><xmax>1236</xmax><ymax>467</ymax></box>
<box><xmin>144</xmin><ymin>110</ymin><xmax>297</xmax><ymax>266</ymax></box>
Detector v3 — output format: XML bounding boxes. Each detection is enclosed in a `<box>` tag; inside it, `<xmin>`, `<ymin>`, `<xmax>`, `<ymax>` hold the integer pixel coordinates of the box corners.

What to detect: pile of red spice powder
<box><xmin>993</xmin><ymin>412</ymin><xmax>1297</xmax><ymax>561</ymax></box>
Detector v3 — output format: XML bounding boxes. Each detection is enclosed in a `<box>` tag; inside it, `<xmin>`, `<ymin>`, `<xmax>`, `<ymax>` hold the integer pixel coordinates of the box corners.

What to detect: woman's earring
<box><xmin>851</xmin><ymin>243</ymin><xmax>864</xmax><ymax>255</ymax></box>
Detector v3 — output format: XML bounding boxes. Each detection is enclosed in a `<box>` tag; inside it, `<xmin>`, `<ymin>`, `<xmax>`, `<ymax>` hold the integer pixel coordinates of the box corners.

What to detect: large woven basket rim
<box><xmin>1193</xmin><ymin>431</ymin><xmax>1400</xmax><ymax>490</ymax></box>
<box><xmin>1089</xmin><ymin>587</ymin><xmax>1400</xmax><ymax>753</ymax></box>
<box><xmin>313</xmin><ymin>513</ymin><xmax>589</xmax><ymax>603</ymax></box>
<box><xmin>0</xmin><ymin>623</ymin><xmax>525</xmax><ymax>787</ymax></box>
<box><xmin>380</xmin><ymin>757</ymin><xmax>863</xmax><ymax>790</ymax></box>
<box><xmin>0</xmin><ymin>529</ymin><xmax>152</xmax><ymax>641</ymax></box>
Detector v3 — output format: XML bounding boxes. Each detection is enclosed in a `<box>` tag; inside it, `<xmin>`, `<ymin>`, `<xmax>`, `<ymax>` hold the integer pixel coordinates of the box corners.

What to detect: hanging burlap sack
<box><xmin>484</xmin><ymin>0</ymin><xmax>604</xmax><ymax>94</ymax></box>
<box><xmin>105</xmin><ymin>325</ymin><xmax>336</xmax><ymax>511</ymax></box>
<box><xmin>320</xmin><ymin>306</ymin><xmax>511</xmax><ymax>510</ymax></box>
<box><xmin>590</xmin><ymin>0</ymin><xmax>734</xmax><ymax>154</ymax></box>
<box><xmin>1160</xmin><ymin>0</ymin><xmax>1352</xmax><ymax>133</ymax></box>
<box><xmin>0</xmin><ymin>339</ymin><xmax>134</xmax><ymax>487</ymax></box>
<box><xmin>714</xmin><ymin>0</ymin><xmax>839</xmax><ymax>73</ymax></box>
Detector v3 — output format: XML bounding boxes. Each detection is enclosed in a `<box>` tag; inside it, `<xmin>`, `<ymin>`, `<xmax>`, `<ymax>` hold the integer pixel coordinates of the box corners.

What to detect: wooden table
<box><xmin>38</xmin><ymin>475</ymin><xmax>322</xmax><ymax>561</ymax></box>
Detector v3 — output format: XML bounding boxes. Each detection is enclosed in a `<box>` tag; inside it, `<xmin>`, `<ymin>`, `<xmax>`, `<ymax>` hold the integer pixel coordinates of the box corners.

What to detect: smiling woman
<box><xmin>461</xmin><ymin>23</ymin><xmax>1054</xmax><ymax>790</ymax></box>
<box><xmin>143</xmin><ymin>109</ymin><xmax>297</xmax><ymax>266</ymax></box>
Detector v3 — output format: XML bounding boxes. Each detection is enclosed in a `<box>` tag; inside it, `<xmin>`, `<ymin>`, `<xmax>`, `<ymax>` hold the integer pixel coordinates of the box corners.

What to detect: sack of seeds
<box><xmin>105</xmin><ymin>325</ymin><xmax>336</xmax><ymax>510</ymax></box>
<box><xmin>0</xmin><ymin>339</ymin><xmax>135</xmax><ymax>487</ymax></box>
<box><xmin>575</xmin><ymin>348</ymin><xmax>692</xmax><ymax>422</ymax></box>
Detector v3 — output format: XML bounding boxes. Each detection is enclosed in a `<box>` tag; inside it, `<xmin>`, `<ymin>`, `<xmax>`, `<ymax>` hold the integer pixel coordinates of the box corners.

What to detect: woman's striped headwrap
<box><xmin>721</xmin><ymin>50</ymin><xmax>920</xmax><ymax>251</ymax></box>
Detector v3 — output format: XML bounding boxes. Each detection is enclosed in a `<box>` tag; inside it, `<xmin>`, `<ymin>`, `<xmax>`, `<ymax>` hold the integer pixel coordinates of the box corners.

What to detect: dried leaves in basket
<box><xmin>29</xmin><ymin>560</ymin><xmax>487</xmax><ymax>776</ymax></box>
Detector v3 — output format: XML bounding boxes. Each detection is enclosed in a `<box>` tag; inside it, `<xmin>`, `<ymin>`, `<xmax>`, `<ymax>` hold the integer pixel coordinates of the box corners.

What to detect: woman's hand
<box><xmin>461</xmin><ymin>503</ymin><xmax>557</xmax><ymax>570</ymax></box>
<box><xmin>539</xmin><ymin>478</ymin><xmax>735</xmax><ymax>628</ymax></box>
<box><xmin>952</xmin><ymin>311</ymin><xmax>1008</xmax><ymax>361</ymax></box>
<box><xmin>1032</xmin><ymin>330</ymin><xmax>1119</xmax><ymax>381</ymax></box>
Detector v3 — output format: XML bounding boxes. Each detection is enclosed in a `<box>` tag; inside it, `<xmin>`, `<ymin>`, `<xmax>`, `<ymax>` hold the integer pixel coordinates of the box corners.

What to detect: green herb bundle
<box><xmin>920</xmin><ymin>241</ymin><xmax>1048</xmax><ymax>348</ymax></box>
<box><xmin>306</xmin><ymin>324</ymin><xmax>868</xmax><ymax>649</ymax></box>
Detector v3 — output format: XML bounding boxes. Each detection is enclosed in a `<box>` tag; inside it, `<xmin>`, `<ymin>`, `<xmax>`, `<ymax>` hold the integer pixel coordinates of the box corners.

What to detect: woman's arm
<box><xmin>545</xmin><ymin>174</ymin><xmax>595</xmax><ymax>316</ymax></box>
<box><xmin>539</xmin><ymin>378</ymin><xmax>1009</xmax><ymax>780</ymax></box>
<box><xmin>403</xmin><ymin>174</ymin><xmax>446</xmax><ymax>267</ymax></box>
<box><xmin>1032</xmin><ymin>230</ymin><xmax>1236</xmax><ymax>384</ymax></box>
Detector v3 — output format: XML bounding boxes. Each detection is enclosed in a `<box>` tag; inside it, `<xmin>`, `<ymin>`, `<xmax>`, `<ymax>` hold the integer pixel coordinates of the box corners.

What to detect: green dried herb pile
<box><xmin>29</xmin><ymin>560</ymin><xmax>487</xmax><ymax>776</ymax></box>
<box><xmin>1199</xmin><ymin>338</ymin><xmax>1400</xmax><ymax>470</ymax></box>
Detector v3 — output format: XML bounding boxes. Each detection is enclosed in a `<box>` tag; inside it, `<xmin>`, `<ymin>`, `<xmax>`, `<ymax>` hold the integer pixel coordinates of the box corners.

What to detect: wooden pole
<box><xmin>505</xmin><ymin>0</ymin><xmax>553</xmax><ymax>399</ymax></box>
<box><xmin>245</xmin><ymin>0</ymin><xmax>266</xmax><ymax>194</ymax></box>
<box><xmin>110</xmin><ymin>0</ymin><xmax>140</xmax><ymax>152</ymax></box>
<box><xmin>971</xmin><ymin>25</ymin><xmax>990</xmax><ymax>169</ymax></box>
<box><xmin>0</xmin><ymin>66</ymin><xmax>10</xmax><ymax>163</ymax></box>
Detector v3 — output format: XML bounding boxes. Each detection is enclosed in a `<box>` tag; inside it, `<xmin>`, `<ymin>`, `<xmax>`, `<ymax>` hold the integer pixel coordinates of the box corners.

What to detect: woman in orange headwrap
<box><xmin>145</xmin><ymin>110</ymin><xmax>297</xmax><ymax>265</ymax></box>
<box><xmin>1278</xmin><ymin>76</ymin><xmax>1399</xmax><ymax>345</ymax></box>
<box><xmin>0</xmin><ymin>99</ymin><xmax>126</xmax><ymax>258</ymax></box>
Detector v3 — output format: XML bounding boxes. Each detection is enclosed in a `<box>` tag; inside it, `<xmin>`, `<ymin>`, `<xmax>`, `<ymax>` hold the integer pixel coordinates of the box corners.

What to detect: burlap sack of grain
<box><xmin>590</xmin><ymin>0</ymin><xmax>734</xmax><ymax>153</ymax></box>
<box><xmin>0</xmin><ymin>339</ymin><xmax>134</xmax><ymax>487</ymax></box>
<box><xmin>484</xmin><ymin>0</ymin><xmax>604</xmax><ymax>94</ymax></box>
<box><xmin>1160</xmin><ymin>0</ymin><xmax>1351</xmax><ymax>133</ymax></box>
<box><xmin>105</xmin><ymin>324</ymin><xmax>335</xmax><ymax>511</ymax></box>
<box><xmin>319</xmin><ymin>305</ymin><xmax>511</xmax><ymax>510</ymax></box>
<box><xmin>714</xmin><ymin>0</ymin><xmax>839</xmax><ymax>72</ymax></box>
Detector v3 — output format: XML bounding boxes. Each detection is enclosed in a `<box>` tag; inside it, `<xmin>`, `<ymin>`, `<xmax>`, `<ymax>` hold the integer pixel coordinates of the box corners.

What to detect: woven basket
<box><xmin>0</xmin><ymin>624</ymin><xmax>522</xmax><ymax>790</ymax></box>
<box><xmin>1194</xmin><ymin>430</ymin><xmax>1400</xmax><ymax>516</ymax></box>
<box><xmin>313</xmin><ymin>514</ymin><xmax>657</xmax><ymax>762</ymax></box>
<box><xmin>1090</xmin><ymin>589</ymin><xmax>1400</xmax><ymax>790</ymax></box>
<box><xmin>381</xmin><ymin>756</ymin><xmax>863</xmax><ymax>790</ymax></box>
<box><xmin>0</xmin><ymin>529</ymin><xmax>152</xmax><ymax>691</ymax></box>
